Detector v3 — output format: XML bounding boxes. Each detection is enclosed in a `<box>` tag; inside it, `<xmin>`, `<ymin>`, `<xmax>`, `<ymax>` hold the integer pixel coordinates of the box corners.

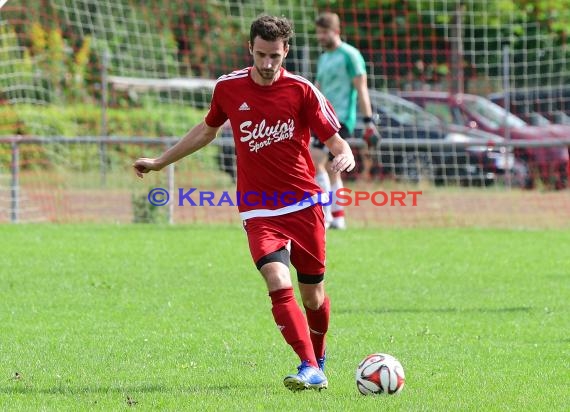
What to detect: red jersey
<box><xmin>204</xmin><ymin>67</ymin><xmax>340</xmax><ymax>220</ymax></box>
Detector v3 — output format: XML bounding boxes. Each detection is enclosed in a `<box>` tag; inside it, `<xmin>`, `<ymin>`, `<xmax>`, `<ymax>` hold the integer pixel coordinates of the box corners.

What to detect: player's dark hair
<box><xmin>250</xmin><ymin>15</ymin><xmax>294</xmax><ymax>47</ymax></box>
<box><xmin>315</xmin><ymin>12</ymin><xmax>340</xmax><ymax>31</ymax></box>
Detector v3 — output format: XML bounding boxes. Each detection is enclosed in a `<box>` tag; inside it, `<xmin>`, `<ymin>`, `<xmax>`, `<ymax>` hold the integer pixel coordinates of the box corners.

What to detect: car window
<box><xmin>375</xmin><ymin>99</ymin><xmax>435</xmax><ymax>126</ymax></box>
<box><xmin>371</xmin><ymin>92</ymin><xmax>441</xmax><ymax>127</ymax></box>
<box><xmin>423</xmin><ymin>102</ymin><xmax>455</xmax><ymax>124</ymax></box>
<box><xmin>464</xmin><ymin>97</ymin><xmax>527</xmax><ymax>128</ymax></box>
<box><xmin>528</xmin><ymin>112</ymin><xmax>551</xmax><ymax>126</ymax></box>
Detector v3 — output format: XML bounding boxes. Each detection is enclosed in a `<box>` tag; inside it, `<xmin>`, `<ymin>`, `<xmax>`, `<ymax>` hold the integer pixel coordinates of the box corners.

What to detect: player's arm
<box><xmin>348</xmin><ymin>46</ymin><xmax>380</xmax><ymax>142</ymax></box>
<box><xmin>353</xmin><ymin>74</ymin><xmax>380</xmax><ymax>141</ymax></box>
<box><xmin>324</xmin><ymin>133</ymin><xmax>355</xmax><ymax>173</ymax></box>
<box><xmin>353</xmin><ymin>74</ymin><xmax>373</xmax><ymax>120</ymax></box>
<box><xmin>133</xmin><ymin>122</ymin><xmax>219</xmax><ymax>177</ymax></box>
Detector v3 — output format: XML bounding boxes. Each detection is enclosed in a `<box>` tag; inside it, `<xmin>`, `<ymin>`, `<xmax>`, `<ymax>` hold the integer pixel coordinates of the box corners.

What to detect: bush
<box><xmin>131</xmin><ymin>191</ymin><xmax>167</xmax><ymax>224</ymax></box>
<box><xmin>0</xmin><ymin>103</ymin><xmax>207</xmax><ymax>170</ymax></box>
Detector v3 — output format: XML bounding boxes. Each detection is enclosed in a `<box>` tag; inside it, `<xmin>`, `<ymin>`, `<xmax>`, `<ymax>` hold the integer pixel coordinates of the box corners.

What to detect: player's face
<box><xmin>249</xmin><ymin>37</ymin><xmax>289</xmax><ymax>82</ymax></box>
<box><xmin>316</xmin><ymin>27</ymin><xmax>337</xmax><ymax>49</ymax></box>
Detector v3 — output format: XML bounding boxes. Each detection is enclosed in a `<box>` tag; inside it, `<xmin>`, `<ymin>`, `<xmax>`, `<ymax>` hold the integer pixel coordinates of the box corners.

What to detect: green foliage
<box><xmin>45</xmin><ymin>28</ymin><xmax>66</xmax><ymax>102</ymax></box>
<box><xmin>316</xmin><ymin>0</ymin><xmax>569</xmax><ymax>88</ymax></box>
<box><xmin>47</xmin><ymin>0</ymin><xmax>180</xmax><ymax>79</ymax></box>
<box><xmin>131</xmin><ymin>191</ymin><xmax>166</xmax><ymax>223</ymax></box>
<box><xmin>0</xmin><ymin>24</ymin><xmax>36</xmax><ymax>102</ymax></box>
<box><xmin>0</xmin><ymin>104</ymin><xmax>206</xmax><ymax>138</ymax></box>
<box><xmin>0</xmin><ymin>104</ymin><xmax>207</xmax><ymax>170</ymax></box>
<box><xmin>2</xmin><ymin>19</ymin><xmax>95</xmax><ymax>104</ymax></box>
<box><xmin>1</xmin><ymin>0</ymin><xmax>569</xmax><ymax>107</ymax></box>
<box><xmin>155</xmin><ymin>1</ymin><xmax>249</xmax><ymax>77</ymax></box>
<box><xmin>70</xmin><ymin>36</ymin><xmax>92</xmax><ymax>102</ymax></box>
<box><xmin>29</xmin><ymin>21</ymin><xmax>47</xmax><ymax>56</ymax></box>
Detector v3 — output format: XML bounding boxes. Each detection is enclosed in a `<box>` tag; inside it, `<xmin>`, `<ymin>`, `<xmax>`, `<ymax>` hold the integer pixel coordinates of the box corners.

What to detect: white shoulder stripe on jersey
<box><xmin>221</xmin><ymin>67</ymin><xmax>248</xmax><ymax>76</ymax></box>
<box><xmin>217</xmin><ymin>68</ymin><xmax>249</xmax><ymax>82</ymax></box>
<box><xmin>283</xmin><ymin>72</ymin><xmax>341</xmax><ymax>130</ymax></box>
<box><xmin>216</xmin><ymin>73</ymin><xmax>248</xmax><ymax>83</ymax></box>
<box><xmin>220</xmin><ymin>71</ymin><xmax>248</xmax><ymax>79</ymax></box>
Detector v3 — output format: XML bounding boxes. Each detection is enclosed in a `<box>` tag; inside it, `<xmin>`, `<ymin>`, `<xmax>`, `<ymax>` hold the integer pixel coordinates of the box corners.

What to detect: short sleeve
<box><xmin>305</xmin><ymin>84</ymin><xmax>341</xmax><ymax>143</ymax></box>
<box><xmin>346</xmin><ymin>47</ymin><xmax>367</xmax><ymax>79</ymax></box>
<box><xmin>204</xmin><ymin>83</ymin><xmax>228</xmax><ymax>128</ymax></box>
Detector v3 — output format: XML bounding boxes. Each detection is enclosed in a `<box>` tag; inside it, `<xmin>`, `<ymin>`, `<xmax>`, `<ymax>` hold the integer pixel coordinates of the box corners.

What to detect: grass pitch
<box><xmin>1</xmin><ymin>225</ymin><xmax>569</xmax><ymax>411</ymax></box>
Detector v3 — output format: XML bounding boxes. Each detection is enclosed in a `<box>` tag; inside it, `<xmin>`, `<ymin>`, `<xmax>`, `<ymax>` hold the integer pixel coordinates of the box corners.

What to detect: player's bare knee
<box><xmin>260</xmin><ymin>262</ymin><xmax>292</xmax><ymax>292</ymax></box>
<box><xmin>298</xmin><ymin>278</ymin><xmax>325</xmax><ymax>310</ymax></box>
<box><xmin>257</xmin><ymin>247</ymin><xmax>292</xmax><ymax>292</ymax></box>
<box><xmin>257</xmin><ymin>254</ymin><xmax>292</xmax><ymax>292</ymax></box>
<box><xmin>300</xmin><ymin>289</ymin><xmax>324</xmax><ymax>310</ymax></box>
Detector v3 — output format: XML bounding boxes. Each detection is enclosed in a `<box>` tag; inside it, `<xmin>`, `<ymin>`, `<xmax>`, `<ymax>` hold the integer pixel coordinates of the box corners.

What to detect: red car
<box><xmin>400</xmin><ymin>91</ymin><xmax>570</xmax><ymax>189</ymax></box>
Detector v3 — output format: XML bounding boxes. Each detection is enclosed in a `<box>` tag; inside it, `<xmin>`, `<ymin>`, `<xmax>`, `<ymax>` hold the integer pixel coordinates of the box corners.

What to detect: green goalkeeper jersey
<box><xmin>315</xmin><ymin>42</ymin><xmax>367</xmax><ymax>134</ymax></box>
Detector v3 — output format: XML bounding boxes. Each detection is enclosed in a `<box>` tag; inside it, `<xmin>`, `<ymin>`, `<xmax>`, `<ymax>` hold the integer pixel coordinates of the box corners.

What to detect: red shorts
<box><xmin>243</xmin><ymin>204</ymin><xmax>326</xmax><ymax>280</ymax></box>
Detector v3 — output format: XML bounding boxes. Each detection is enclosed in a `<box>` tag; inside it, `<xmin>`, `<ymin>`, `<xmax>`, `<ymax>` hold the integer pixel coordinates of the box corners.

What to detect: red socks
<box><xmin>269</xmin><ymin>288</ymin><xmax>317</xmax><ymax>368</ymax></box>
<box><xmin>269</xmin><ymin>288</ymin><xmax>330</xmax><ymax>366</ymax></box>
<box><xmin>304</xmin><ymin>295</ymin><xmax>330</xmax><ymax>359</ymax></box>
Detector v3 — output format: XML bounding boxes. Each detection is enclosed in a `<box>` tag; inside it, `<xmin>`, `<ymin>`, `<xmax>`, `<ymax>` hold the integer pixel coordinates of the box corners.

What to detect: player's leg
<box><xmin>259</xmin><ymin>259</ymin><xmax>318</xmax><ymax>370</ymax></box>
<box><xmin>288</xmin><ymin>205</ymin><xmax>330</xmax><ymax>372</ymax></box>
<box><xmin>299</xmin><ymin>281</ymin><xmax>329</xmax><ymax>372</ymax></box>
<box><xmin>327</xmin><ymin>168</ymin><xmax>346</xmax><ymax>229</ymax></box>
<box><xmin>268</xmin><ymin>205</ymin><xmax>329</xmax><ymax>391</ymax></box>
<box><xmin>326</xmin><ymin>124</ymin><xmax>352</xmax><ymax>230</ymax></box>
<box><xmin>310</xmin><ymin>138</ymin><xmax>333</xmax><ymax>227</ymax></box>
<box><xmin>260</xmin><ymin>260</ymin><xmax>327</xmax><ymax>392</ymax></box>
<box><xmin>243</xmin><ymin>219</ymin><xmax>319</xmax><ymax>379</ymax></box>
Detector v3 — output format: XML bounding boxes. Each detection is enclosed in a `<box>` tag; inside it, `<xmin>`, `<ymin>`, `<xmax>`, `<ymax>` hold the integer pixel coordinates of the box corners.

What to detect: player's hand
<box><xmin>363</xmin><ymin>121</ymin><xmax>381</xmax><ymax>146</ymax></box>
<box><xmin>331</xmin><ymin>153</ymin><xmax>356</xmax><ymax>173</ymax></box>
<box><xmin>133</xmin><ymin>157</ymin><xmax>162</xmax><ymax>178</ymax></box>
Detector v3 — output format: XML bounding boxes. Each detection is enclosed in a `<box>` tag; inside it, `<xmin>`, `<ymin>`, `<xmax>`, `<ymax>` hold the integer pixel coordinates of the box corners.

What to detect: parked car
<box><xmin>488</xmin><ymin>86</ymin><xmax>570</xmax><ymax>124</ymax></box>
<box><xmin>487</xmin><ymin>92</ymin><xmax>552</xmax><ymax>126</ymax></box>
<box><xmin>399</xmin><ymin>91</ymin><xmax>570</xmax><ymax>189</ymax></box>
<box><xmin>357</xmin><ymin>91</ymin><xmax>526</xmax><ymax>186</ymax></box>
<box><xmin>218</xmin><ymin>91</ymin><xmax>526</xmax><ymax>187</ymax></box>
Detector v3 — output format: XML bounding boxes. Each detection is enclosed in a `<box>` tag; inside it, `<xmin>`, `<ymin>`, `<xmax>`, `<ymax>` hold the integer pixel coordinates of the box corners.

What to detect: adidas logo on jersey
<box><xmin>239</xmin><ymin>102</ymin><xmax>251</xmax><ymax>111</ymax></box>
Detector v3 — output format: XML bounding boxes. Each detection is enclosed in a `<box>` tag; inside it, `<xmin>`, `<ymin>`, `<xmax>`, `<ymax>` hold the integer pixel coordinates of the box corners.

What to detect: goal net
<box><xmin>0</xmin><ymin>0</ymin><xmax>569</xmax><ymax>227</ymax></box>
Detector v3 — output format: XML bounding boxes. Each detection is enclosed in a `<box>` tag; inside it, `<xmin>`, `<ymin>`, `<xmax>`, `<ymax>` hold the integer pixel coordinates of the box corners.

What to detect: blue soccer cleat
<box><xmin>283</xmin><ymin>360</ymin><xmax>328</xmax><ymax>391</ymax></box>
<box><xmin>317</xmin><ymin>352</ymin><xmax>326</xmax><ymax>372</ymax></box>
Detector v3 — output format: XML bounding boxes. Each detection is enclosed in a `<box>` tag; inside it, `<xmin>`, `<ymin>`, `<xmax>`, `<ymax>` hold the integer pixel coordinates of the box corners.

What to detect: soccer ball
<box><xmin>355</xmin><ymin>353</ymin><xmax>405</xmax><ymax>395</ymax></box>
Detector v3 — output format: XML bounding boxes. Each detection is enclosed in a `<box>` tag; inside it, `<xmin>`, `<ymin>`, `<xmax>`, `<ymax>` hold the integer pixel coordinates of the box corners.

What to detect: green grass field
<box><xmin>1</xmin><ymin>225</ymin><xmax>569</xmax><ymax>411</ymax></box>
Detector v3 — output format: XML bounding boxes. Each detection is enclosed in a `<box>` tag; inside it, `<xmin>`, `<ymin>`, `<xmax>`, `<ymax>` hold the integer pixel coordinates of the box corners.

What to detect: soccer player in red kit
<box><xmin>133</xmin><ymin>15</ymin><xmax>355</xmax><ymax>391</ymax></box>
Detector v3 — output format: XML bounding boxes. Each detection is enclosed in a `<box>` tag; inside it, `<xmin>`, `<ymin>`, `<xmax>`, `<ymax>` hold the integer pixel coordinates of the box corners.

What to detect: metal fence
<box><xmin>1</xmin><ymin>135</ymin><xmax>569</xmax><ymax>226</ymax></box>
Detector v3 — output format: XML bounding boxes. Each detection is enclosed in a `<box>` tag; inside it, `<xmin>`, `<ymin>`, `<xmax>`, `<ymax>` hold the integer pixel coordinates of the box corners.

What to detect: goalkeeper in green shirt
<box><xmin>311</xmin><ymin>12</ymin><xmax>379</xmax><ymax>229</ymax></box>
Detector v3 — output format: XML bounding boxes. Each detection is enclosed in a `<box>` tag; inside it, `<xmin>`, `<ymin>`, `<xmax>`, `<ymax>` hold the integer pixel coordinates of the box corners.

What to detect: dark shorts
<box><xmin>311</xmin><ymin>123</ymin><xmax>352</xmax><ymax>150</ymax></box>
<box><xmin>243</xmin><ymin>204</ymin><xmax>326</xmax><ymax>283</ymax></box>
